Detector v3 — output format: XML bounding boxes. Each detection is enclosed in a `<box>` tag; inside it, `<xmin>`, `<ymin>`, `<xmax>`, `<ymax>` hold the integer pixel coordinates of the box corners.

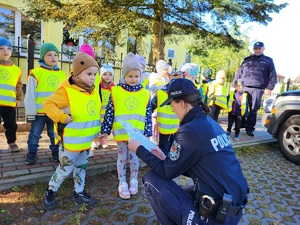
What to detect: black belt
<box><xmin>245</xmin><ymin>86</ymin><xmax>263</xmax><ymax>90</ymax></box>
<box><xmin>197</xmin><ymin>194</ymin><xmax>247</xmax><ymax>218</ymax></box>
<box><xmin>226</xmin><ymin>204</ymin><xmax>245</xmax><ymax>216</ymax></box>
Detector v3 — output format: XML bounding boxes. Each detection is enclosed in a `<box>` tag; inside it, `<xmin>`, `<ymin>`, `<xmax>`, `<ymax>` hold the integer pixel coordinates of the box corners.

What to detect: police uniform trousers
<box><xmin>243</xmin><ymin>87</ymin><xmax>264</xmax><ymax>132</ymax></box>
<box><xmin>142</xmin><ymin>170</ymin><xmax>242</xmax><ymax>225</ymax></box>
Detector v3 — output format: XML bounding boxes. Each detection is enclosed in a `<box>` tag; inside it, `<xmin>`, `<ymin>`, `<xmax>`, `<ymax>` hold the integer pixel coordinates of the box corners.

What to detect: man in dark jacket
<box><xmin>129</xmin><ymin>79</ymin><xmax>248</xmax><ymax>225</ymax></box>
<box><xmin>232</xmin><ymin>42</ymin><xmax>277</xmax><ymax>136</ymax></box>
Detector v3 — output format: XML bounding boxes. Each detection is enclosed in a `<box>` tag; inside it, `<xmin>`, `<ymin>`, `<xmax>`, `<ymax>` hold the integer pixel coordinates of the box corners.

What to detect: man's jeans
<box><xmin>27</xmin><ymin>115</ymin><xmax>58</xmax><ymax>154</ymax></box>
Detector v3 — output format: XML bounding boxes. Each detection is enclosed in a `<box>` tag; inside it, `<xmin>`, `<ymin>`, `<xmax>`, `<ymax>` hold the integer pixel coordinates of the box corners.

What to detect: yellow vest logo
<box><xmin>0</xmin><ymin>69</ymin><xmax>10</xmax><ymax>80</ymax></box>
<box><xmin>102</xmin><ymin>92</ymin><xmax>109</xmax><ymax>103</ymax></box>
<box><xmin>87</xmin><ymin>100</ymin><xmax>97</xmax><ymax>116</ymax></box>
<box><xmin>47</xmin><ymin>75</ymin><xmax>60</xmax><ymax>87</ymax></box>
<box><xmin>125</xmin><ymin>96</ymin><xmax>138</xmax><ymax>110</ymax></box>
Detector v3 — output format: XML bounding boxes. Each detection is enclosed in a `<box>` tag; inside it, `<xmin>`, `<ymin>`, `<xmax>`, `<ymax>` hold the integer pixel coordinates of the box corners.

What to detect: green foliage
<box><xmin>18</xmin><ymin>0</ymin><xmax>288</xmax><ymax>60</ymax></box>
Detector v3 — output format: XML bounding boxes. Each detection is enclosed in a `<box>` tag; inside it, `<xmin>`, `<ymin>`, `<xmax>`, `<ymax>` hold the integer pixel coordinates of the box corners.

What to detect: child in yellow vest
<box><xmin>151</xmin><ymin>70</ymin><xmax>182</xmax><ymax>155</ymax></box>
<box><xmin>42</xmin><ymin>52</ymin><xmax>100</xmax><ymax>211</ymax></box>
<box><xmin>99</xmin><ymin>52</ymin><xmax>152</xmax><ymax>199</ymax></box>
<box><xmin>207</xmin><ymin>70</ymin><xmax>228</xmax><ymax>122</ymax></box>
<box><xmin>148</xmin><ymin>60</ymin><xmax>169</xmax><ymax>145</ymax></box>
<box><xmin>0</xmin><ymin>37</ymin><xmax>24</xmax><ymax>152</ymax></box>
<box><xmin>227</xmin><ymin>79</ymin><xmax>250</xmax><ymax>140</ymax></box>
<box><xmin>89</xmin><ymin>64</ymin><xmax>115</xmax><ymax>157</ymax></box>
<box><xmin>24</xmin><ymin>43</ymin><xmax>67</xmax><ymax>165</ymax></box>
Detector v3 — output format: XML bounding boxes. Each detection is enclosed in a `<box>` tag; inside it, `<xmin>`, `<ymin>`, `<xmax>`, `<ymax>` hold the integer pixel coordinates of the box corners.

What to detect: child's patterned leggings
<box><xmin>117</xmin><ymin>141</ymin><xmax>139</xmax><ymax>184</ymax></box>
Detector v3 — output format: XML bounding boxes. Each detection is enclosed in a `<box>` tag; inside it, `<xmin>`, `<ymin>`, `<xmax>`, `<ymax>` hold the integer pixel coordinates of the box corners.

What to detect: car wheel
<box><xmin>278</xmin><ymin>115</ymin><xmax>300</xmax><ymax>165</ymax></box>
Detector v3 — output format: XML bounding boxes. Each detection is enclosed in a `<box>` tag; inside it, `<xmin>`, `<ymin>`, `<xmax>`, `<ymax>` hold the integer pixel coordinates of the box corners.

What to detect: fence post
<box><xmin>27</xmin><ymin>34</ymin><xmax>35</xmax><ymax>74</ymax></box>
<box><xmin>286</xmin><ymin>78</ymin><xmax>290</xmax><ymax>92</ymax></box>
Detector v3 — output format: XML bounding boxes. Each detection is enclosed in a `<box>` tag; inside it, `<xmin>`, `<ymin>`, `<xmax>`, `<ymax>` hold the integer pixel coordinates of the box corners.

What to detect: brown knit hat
<box><xmin>72</xmin><ymin>52</ymin><xmax>99</xmax><ymax>76</ymax></box>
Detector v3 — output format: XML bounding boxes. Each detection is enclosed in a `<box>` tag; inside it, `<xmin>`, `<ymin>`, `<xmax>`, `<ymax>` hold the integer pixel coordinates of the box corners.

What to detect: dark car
<box><xmin>262</xmin><ymin>90</ymin><xmax>300</xmax><ymax>165</ymax></box>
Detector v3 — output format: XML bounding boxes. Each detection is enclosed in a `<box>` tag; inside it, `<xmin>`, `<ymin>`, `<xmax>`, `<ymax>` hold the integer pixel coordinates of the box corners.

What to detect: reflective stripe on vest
<box><xmin>60</xmin><ymin>87</ymin><xmax>101</xmax><ymax>151</ymax></box>
<box><xmin>228</xmin><ymin>91</ymin><xmax>247</xmax><ymax>116</ymax></box>
<box><xmin>157</xmin><ymin>90</ymin><xmax>179</xmax><ymax>134</ymax></box>
<box><xmin>30</xmin><ymin>67</ymin><xmax>66</xmax><ymax>114</ymax></box>
<box><xmin>0</xmin><ymin>65</ymin><xmax>21</xmax><ymax>107</ymax></box>
<box><xmin>111</xmin><ymin>86</ymin><xmax>149</xmax><ymax>142</ymax></box>
<box><xmin>100</xmin><ymin>88</ymin><xmax>111</xmax><ymax>123</ymax></box>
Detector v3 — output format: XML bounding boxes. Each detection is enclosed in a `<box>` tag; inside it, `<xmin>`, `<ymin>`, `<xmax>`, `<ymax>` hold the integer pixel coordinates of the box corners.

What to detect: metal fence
<box><xmin>7</xmin><ymin>36</ymin><xmax>299</xmax><ymax>122</ymax></box>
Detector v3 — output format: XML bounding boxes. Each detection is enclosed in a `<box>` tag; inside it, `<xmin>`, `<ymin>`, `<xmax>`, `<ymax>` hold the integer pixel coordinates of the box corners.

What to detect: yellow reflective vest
<box><xmin>30</xmin><ymin>67</ymin><xmax>66</xmax><ymax>114</ymax></box>
<box><xmin>59</xmin><ymin>87</ymin><xmax>101</xmax><ymax>151</ymax></box>
<box><xmin>111</xmin><ymin>86</ymin><xmax>149</xmax><ymax>142</ymax></box>
<box><xmin>100</xmin><ymin>88</ymin><xmax>111</xmax><ymax>123</ymax></box>
<box><xmin>208</xmin><ymin>81</ymin><xmax>228</xmax><ymax>109</ymax></box>
<box><xmin>0</xmin><ymin>64</ymin><xmax>21</xmax><ymax>107</ymax></box>
<box><xmin>228</xmin><ymin>91</ymin><xmax>248</xmax><ymax>116</ymax></box>
<box><xmin>157</xmin><ymin>90</ymin><xmax>179</xmax><ymax>134</ymax></box>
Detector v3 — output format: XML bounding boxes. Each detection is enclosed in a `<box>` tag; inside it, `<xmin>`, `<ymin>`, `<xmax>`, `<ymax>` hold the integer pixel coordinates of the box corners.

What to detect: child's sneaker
<box><xmin>129</xmin><ymin>179</ymin><xmax>139</xmax><ymax>195</ymax></box>
<box><xmin>90</xmin><ymin>141</ymin><xmax>99</xmax><ymax>150</ymax></box>
<box><xmin>43</xmin><ymin>189</ymin><xmax>57</xmax><ymax>211</ymax></box>
<box><xmin>71</xmin><ymin>189</ymin><xmax>96</xmax><ymax>206</ymax></box>
<box><xmin>25</xmin><ymin>152</ymin><xmax>37</xmax><ymax>165</ymax></box>
<box><xmin>101</xmin><ymin>144</ymin><xmax>108</xmax><ymax>149</ymax></box>
<box><xmin>118</xmin><ymin>182</ymin><xmax>130</xmax><ymax>199</ymax></box>
<box><xmin>89</xmin><ymin>149</ymin><xmax>94</xmax><ymax>158</ymax></box>
<box><xmin>8</xmin><ymin>143</ymin><xmax>22</xmax><ymax>152</ymax></box>
<box><xmin>234</xmin><ymin>135</ymin><xmax>239</xmax><ymax>141</ymax></box>
<box><xmin>226</xmin><ymin>131</ymin><xmax>231</xmax><ymax>136</ymax></box>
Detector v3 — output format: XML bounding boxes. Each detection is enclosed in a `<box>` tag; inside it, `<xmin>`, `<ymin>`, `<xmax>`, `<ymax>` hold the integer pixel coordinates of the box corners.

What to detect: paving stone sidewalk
<box><xmin>2</xmin><ymin>117</ymin><xmax>300</xmax><ymax>224</ymax></box>
<box><xmin>0</xmin><ymin>117</ymin><xmax>274</xmax><ymax>191</ymax></box>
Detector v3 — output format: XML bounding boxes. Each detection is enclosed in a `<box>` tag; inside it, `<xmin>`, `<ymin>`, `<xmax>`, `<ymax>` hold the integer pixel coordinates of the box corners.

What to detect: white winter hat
<box><xmin>100</xmin><ymin>64</ymin><xmax>114</xmax><ymax>77</ymax></box>
<box><xmin>156</xmin><ymin>60</ymin><xmax>169</xmax><ymax>74</ymax></box>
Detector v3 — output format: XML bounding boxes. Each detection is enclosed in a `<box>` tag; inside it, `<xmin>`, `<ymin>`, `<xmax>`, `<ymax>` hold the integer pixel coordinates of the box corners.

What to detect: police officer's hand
<box><xmin>128</xmin><ymin>139</ymin><xmax>141</xmax><ymax>153</ymax></box>
<box><xmin>265</xmin><ymin>89</ymin><xmax>272</xmax><ymax>96</ymax></box>
<box><xmin>151</xmin><ymin>148</ymin><xmax>166</xmax><ymax>160</ymax></box>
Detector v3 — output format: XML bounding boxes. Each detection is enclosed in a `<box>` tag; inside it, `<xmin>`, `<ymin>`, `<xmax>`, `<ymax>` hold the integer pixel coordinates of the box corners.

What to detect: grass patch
<box><xmin>137</xmin><ymin>206</ymin><xmax>151</xmax><ymax>214</ymax></box>
<box><xmin>95</xmin><ymin>207</ymin><xmax>111</xmax><ymax>218</ymax></box>
<box><xmin>235</xmin><ymin>142</ymin><xmax>278</xmax><ymax>156</ymax></box>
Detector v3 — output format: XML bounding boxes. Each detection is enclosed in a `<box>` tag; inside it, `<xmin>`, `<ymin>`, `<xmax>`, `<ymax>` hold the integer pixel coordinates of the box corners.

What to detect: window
<box><xmin>0</xmin><ymin>6</ymin><xmax>42</xmax><ymax>56</ymax></box>
<box><xmin>0</xmin><ymin>7</ymin><xmax>15</xmax><ymax>43</ymax></box>
<box><xmin>185</xmin><ymin>52</ymin><xmax>191</xmax><ymax>63</ymax></box>
<box><xmin>167</xmin><ymin>48</ymin><xmax>175</xmax><ymax>59</ymax></box>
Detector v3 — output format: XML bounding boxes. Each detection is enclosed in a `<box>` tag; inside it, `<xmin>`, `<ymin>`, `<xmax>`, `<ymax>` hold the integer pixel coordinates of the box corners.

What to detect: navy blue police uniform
<box><xmin>232</xmin><ymin>44</ymin><xmax>277</xmax><ymax>134</ymax></box>
<box><xmin>136</xmin><ymin>105</ymin><xmax>248</xmax><ymax>224</ymax></box>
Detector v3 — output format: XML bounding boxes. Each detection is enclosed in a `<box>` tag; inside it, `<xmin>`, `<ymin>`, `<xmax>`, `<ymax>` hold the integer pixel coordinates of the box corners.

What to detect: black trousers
<box><xmin>0</xmin><ymin>106</ymin><xmax>17</xmax><ymax>144</ymax></box>
<box><xmin>243</xmin><ymin>87</ymin><xmax>264</xmax><ymax>132</ymax></box>
<box><xmin>227</xmin><ymin>113</ymin><xmax>243</xmax><ymax>136</ymax></box>
<box><xmin>209</xmin><ymin>104</ymin><xmax>222</xmax><ymax>122</ymax></box>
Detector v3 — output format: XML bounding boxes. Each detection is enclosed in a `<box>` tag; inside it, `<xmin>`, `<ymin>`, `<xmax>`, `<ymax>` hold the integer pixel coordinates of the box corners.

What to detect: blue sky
<box><xmin>244</xmin><ymin>0</ymin><xmax>299</xmax><ymax>79</ymax></box>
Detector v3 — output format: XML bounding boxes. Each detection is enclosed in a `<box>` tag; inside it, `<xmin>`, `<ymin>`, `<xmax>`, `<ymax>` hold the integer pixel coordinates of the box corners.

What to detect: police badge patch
<box><xmin>170</xmin><ymin>140</ymin><xmax>181</xmax><ymax>161</ymax></box>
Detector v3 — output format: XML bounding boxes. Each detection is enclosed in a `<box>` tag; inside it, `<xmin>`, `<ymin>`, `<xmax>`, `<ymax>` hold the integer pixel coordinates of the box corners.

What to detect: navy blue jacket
<box><xmin>136</xmin><ymin>105</ymin><xmax>248</xmax><ymax>206</ymax></box>
<box><xmin>232</xmin><ymin>54</ymin><xmax>277</xmax><ymax>90</ymax></box>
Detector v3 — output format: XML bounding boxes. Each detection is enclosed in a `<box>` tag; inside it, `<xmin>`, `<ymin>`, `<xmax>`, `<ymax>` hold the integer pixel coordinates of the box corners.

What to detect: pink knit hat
<box><xmin>79</xmin><ymin>44</ymin><xmax>95</xmax><ymax>58</ymax></box>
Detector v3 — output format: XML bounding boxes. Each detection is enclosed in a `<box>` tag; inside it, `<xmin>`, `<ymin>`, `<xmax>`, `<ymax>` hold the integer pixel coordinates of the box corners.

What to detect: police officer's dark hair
<box><xmin>173</xmin><ymin>92</ymin><xmax>210</xmax><ymax>114</ymax></box>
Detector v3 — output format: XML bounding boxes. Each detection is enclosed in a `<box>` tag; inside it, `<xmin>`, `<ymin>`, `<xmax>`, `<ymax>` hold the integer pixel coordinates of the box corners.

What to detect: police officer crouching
<box><xmin>128</xmin><ymin>78</ymin><xmax>248</xmax><ymax>225</ymax></box>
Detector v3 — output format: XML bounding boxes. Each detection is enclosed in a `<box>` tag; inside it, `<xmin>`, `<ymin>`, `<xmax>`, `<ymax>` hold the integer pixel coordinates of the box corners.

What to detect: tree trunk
<box><xmin>152</xmin><ymin>0</ymin><xmax>165</xmax><ymax>66</ymax></box>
